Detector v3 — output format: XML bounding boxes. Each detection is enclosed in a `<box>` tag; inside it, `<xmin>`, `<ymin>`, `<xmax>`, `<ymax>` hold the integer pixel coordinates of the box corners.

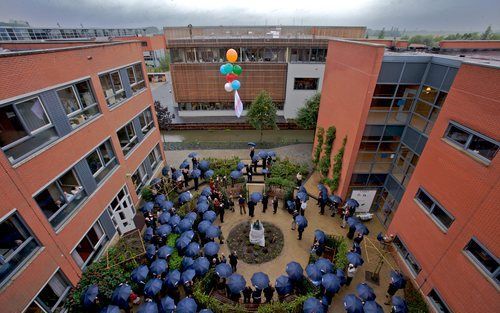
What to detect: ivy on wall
<box><xmin>312</xmin><ymin>127</ymin><xmax>324</xmax><ymax>166</ymax></box>
<box><xmin>318</xmin><ymin>126</ymin><xmax>336</xmax><ymax>177</ymax></box>
<box><xmin>323</xmin><ymin>136</ymin><xmax>347</xmax><ymax>192</ymax></box>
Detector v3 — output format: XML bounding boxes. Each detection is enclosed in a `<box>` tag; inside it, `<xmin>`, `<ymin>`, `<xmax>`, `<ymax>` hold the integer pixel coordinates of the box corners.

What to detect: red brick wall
<box><xmin>114</xmin><ymin>34</ymin><xmax>166</xmax><ymax>52</ymax></box>
<box><xmin>349</xmin><ymin>39</ymin><xmax>409</xmax><ymax>49</ymax></box>
<box><xmin>313</xmin><ymin>40</ymin><xmax>384</xmax><ymax>198</ymax></box>
<box><xmin>388</xmin><ymin>64</ymin><xmax>500</xmax><ymax>313</ymax></box>
<box><xmin>439</xmin><ymin>40</ymin><xmax>500</xmax><ymax>50</ymax></box>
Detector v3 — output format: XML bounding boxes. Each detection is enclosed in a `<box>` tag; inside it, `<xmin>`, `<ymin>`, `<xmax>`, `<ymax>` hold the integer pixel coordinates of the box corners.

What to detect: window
<box><xmin>415</xmin><ymin>188</ymin><xmax>454</xmax><ymax>229</ymax></box>
<box><xmin>420</xmin><ymin>85</ymin><xmax>438</xmax><ymax>103</ymax></box>
<box><xmin>0</xmin><ymin>213</ymin><xmax>40</xmax><ymax>286</ymax></box>
<box><xmin>126</xmin><ymin>63</ymin><xmax>146</xmax><ymax>93</ymax></box>
<box><xmin>444</xmin><ymin>123</ymin><xmax>499</xmax><ymax>162</ymax></box>
<box><xmin>373</xmin><ymin>84</ymin><xmax>397</xmax><ymax>97</ymax></box>
<box><xmin>71</xmin><ymin>221</ymin><xmax>107</xmax><ymax>268</ymax></box>
<box><xmin>117</xmin><ymin>122</ymin><xmax>138</xmax><ymax>155</ymax></box>
<box><xmin>56</xmin><ymin>80</ymin><xmax>99</xmax><ymax>129</ymax></box>
<box><xmin>86</xmin><ymin>141</ymin><xmax>118</xmax><ymax>185</ymax></box>
<box><xmin>34</xmin><ymin>170</ymin><xmax>87</xmax><ymax>229</ymax></box>
<box><xmin>294</xmin><ymin>78</ymin><xmax>318</xmax><ymax>90</ymax></box>
<box><xmin>25</xmin><ymin>271</ymin><xmax>71</xmax><ymax>313</ymax></box>
<box><xmin>464</xmin><ymin>238</ymin><xmax>499</xmax><ymax>284</ymax></box>
<box><xmin>0</xmin><ymin>97</ymin><xmax>58</xmax><ymax>163</ymax></box>
<box><xmin>148</xmin><ymin>144</ymin><xmax>162</xmax><ymax>171</ymax></box>
<box><xmin>138</xmin><ymin>108</ymin><xmax>154</xmax><ymax>135</ymax></box>
<box><xmin>427</xmin><ymin>289</ymin><xmax>452</xmax><ymax>313</ymax></box>
<box><xmin>99</xmin><ymin>71</ymin><xmax>125</xmax><ymax>107</ymax></box>
<box><xmin>393</xmin><ymin>236</ymin><xmax>422</xmax><ymax>275</ymax></box>
<box><xmin>132</xmin><ymin>162</ymin><xmax>150</xmax><ymax>194</ymax></box>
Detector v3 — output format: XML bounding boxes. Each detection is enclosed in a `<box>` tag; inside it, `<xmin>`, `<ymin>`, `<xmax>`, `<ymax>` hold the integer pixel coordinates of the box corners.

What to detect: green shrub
<box><xmin>312</xmin><ymin>127</ymin><xmax>324</xmax><ymax>166</ymax></box>
<box><xmin>327</xmin><ymin>136</ymin><xmax>347</xmax><ymax>192</ymax></box>
<box><xmin>334</xmin><ymin>237</ymin><xmax>349</xmax><ymax>270</ymax></box>
<box><xmin>405</xmin><ymin>281</ymin><xmax>429</xmax><ymax>313</ymax></box>
<box><xmin>141</xmin><ymin>186</ymin><xmax>154</xmax><ymax>202</ymax></box>
<box><xmin>205</xmin><ymin>156</ymin><xmax>241</xmax><ymax>178</ymax></box>
<box><xmin>258</xmin><ymin>295</ymin><xmax>310</xmax><ymax>313</ymax></box>
<box><xmin>319</xmin><ymin>126</ymin><xmax>336</xmax><ymax>177</ymax></box>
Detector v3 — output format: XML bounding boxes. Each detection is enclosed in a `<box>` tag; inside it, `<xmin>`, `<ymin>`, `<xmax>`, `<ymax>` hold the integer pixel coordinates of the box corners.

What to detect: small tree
<box><xmin>154</xmin><ymin>100</ymin><xmax>175</xmax><ymax>130</ymax></box>
<box><xmin>247</xmin><ymin>90</ymin><xmax>278</xmax><ymax>142</ymax></box>
<box><xmin>295</xmin><ymin>93</ymin><xmax>321</xmax><ymax>129</ymax></box>
<box><xmin>481</xmin><ymin>25</ymin><xmax>492</xmax><ymax>40</ymax></box>
<box><xmin>378</xmin><ymin>27</ymin><xmax>385</xmax><ymax>39</ymax></box>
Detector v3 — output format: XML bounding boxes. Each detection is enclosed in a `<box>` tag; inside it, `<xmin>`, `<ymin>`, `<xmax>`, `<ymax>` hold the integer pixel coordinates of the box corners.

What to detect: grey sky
<box><xmin>0</xmin><ymin>0</ymin><xmax>498</xmax><ymax>32</ymax></box>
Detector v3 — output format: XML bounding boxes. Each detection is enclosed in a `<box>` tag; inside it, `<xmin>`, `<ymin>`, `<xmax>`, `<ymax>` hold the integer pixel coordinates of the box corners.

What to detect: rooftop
<box><xmin>384</xmin><ymin>50</ymin><xmax>500</xmax><ymax>69</ymax></box>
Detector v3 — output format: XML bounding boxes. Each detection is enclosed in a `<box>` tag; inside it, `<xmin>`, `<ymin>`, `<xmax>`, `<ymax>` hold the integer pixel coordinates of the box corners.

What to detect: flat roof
<box><xmin>384</xmin><ymin>50</ymin><xmax>500</xmax><ymax>69</ymax></box>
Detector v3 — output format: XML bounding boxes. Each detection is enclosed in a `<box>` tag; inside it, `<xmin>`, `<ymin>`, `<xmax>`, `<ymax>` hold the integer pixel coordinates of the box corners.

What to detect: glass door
<box><xmin>107</xmin><ymin>186</ymin><xmax>136</xmax><ymax>235</ymax></box>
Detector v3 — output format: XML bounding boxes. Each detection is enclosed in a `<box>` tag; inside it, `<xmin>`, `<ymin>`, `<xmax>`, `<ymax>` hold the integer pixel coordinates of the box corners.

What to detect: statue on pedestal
<box><xmin>249</xmin><ymin>220</ymin><xmax>265</xmax><ymax>247</ymax></box>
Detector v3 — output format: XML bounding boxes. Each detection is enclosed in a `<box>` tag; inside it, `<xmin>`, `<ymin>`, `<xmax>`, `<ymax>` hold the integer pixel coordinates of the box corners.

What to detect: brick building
<box><xmin>314</xmin><ymin>39</ymin><xmax>499</xmax><ymax>312</ymax></box>
<box><xmin>0</xmin><ymin>41</ymin><xmax>164</xmax><ymax>312</ymax></box>
<box><xmin>113</xmin><ymin>34</ymin><xmax>168</xmax><ymax>68</ymax></box>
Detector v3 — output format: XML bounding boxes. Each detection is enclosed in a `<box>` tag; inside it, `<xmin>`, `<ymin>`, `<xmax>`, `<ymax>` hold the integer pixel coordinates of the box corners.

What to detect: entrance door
<box><xmin>107</xmin><ymin>186</ymin><xmax>136</xmax><ymax>235</ymax></box>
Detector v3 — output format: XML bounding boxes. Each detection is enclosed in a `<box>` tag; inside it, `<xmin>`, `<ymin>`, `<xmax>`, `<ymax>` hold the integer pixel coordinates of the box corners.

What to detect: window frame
<box><xmin>132</xmin><ymin>162</ymin><xmax>150</xmax><ymax>194</ymax></box>
<box><xmin>293</xmin><ymin>77</ymin><xmax>319</xmax><ymax>90</ymax></box>
<box><xmin>415</xmin><ymin>187</ymin><xmax>455</xmax><ymax>230</ymax></box>
<box><xmin>116</xmin><ymin>122</ymin><xmax>138</xmax><ymax>155</ymax></box>
<box><xmin>86</xmin><ymin>141</ymin><xmax>117</xmax><ymax>182</ymax></box>
<box><xmin>138</xmin><ymin>107</ymin><xmax>154</xmax><ymax>135</ymax></box>
<box><xmin>464</xmin><ymin>238</ymin><xmax>499</xmax><ymax>285</ymax></box>
<box><xmin>126</xmin><ymin>63</ymin><xmax>146</xmax><ymax>93</ymax></box>
<box><xmin>99</xmin><ymin>70</ymin><xmax>125</xmax><ymax>107</ymax></box>
<box><xmin>55</xmin><ymin>80</ymin><xmax>100</xmax><ymax>128</ymax></box>
<box><xmin>393</xmin><ymin>235</ymin><xmax>422</xmax><ymax>275</ymax></box>
<box><xmin>71</xmin><ymin>221</ymin><xmax>107</xmax><ymax>269</ymax></box>
<box><xmin>444</xmin><ymin>122</ymin><xmax>499</xmax><ymax>163</ymax></box>
<box><xmin>26</xmin><ymin>270</ymin><xmax>72</xmax><ymax>313</ymax></box>
<box><xmin>148</xmin><ymin>144</ymin><xmax>162</xmax><ymax>171</ymax></box>
<box><xmin>427</xmin><ymin>289</ymin><xmax>452</xmax><ymax>313</ymax></box>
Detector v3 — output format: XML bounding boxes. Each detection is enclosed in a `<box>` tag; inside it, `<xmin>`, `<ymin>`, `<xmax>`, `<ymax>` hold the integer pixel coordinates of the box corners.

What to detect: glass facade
<box><xmin>0</xmin><ymin>26</ymin><xmax>147</xmax><ymax>41</ymax></box>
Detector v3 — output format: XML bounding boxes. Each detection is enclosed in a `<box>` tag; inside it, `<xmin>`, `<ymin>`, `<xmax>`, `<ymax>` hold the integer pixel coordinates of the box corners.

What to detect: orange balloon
<box><xmin>226</xmin><ymin>48</ymin><xmax>238</xmax><ymax>63</ymax></box>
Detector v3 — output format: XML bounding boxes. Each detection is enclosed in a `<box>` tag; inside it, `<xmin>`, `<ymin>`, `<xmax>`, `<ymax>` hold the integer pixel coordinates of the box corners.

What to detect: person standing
<box><xmin>182</xmin><ymin>167</ymin><xmax>189</xmax><ymax>188</ymax></box>
<box><xmin>262</xmin><ymin>193</ymin><xmax>269</xmax><ymax>213</ymax></box>
<box><xmin>247</xmin><ymin>169</ymin><xmax>253</xmax><ymax>183</ymax></box>
<box><xmin>243</xmin><ymin>286</ymin><xmax>252</xmax><ymax>304</ymax></box>
<box><xmin>238</xmin><ymin>194</ymin><xmax>246</xmax><ymax>215</ymax></box>
<box><xmin>272</xmin><ymin>196</ymin><xmax>279</xmax><ymax>214</ymax></box>
<box><xmin>250</xmin><ymin>146</ymin><xmax>255</xmax><ymax>160</ymax></box>
<box><xmin>318</xmin><ymin>194</ymin><xmax>326</xmax><ymax>215</ymax></box>
<box><xmin>291</xmin><ymin>210</ymin><xmax>299</xmax><ymax>230</ymax></box>
<box><xmin>229</xmin><ymin>251</ymin><xmax>238</xmax><ymax>272</ymax></box>
<box><xmin>193</xmin><ymin>174</ymin><xmax>199</xmax><ymax>191</ymax></box>
<box><xmin>296</xmin><ymin>172</ymin><xmax>303</xmax><ymax>187</ymax></box>
<box><xmin>346</xmin><ymin>264</ymin><xmax>357</xmax><ymax>286</ymax></box>
<box><xmin>298</xmin><ymin>222</ymin><xmax>305</xmax><ymax>240</ymax></box>
<box><xmin>192</xmin><ymin>157</ymin><xmax>198</xmax><ymax>170</ymax></box>
<box><xmin>248</xmin><ymin>200</ymin><xmax>256</xmax><ymax>218</ymax></box>
<box><xmin>219</xmin><ymin>203</ymin><xmax>225</xmax><ymax>223</ymax></box>
<box><xmin>300</xmin><ymin>200</ymin><xmax>307</xmax><ymax>216</ymax></box>
<box><xmin>252</xmin><ymin>288</ymin><xmax>262</xmax><ymax>304</ymax></box>
<box><xmin>253</xmin><ymin>158</ymin><xmax>258</xmax><ymax>174</ymax></box>
<box><xmin>384</xmin><ymin>280</ymin><xmax>400</xmax><ymax>305</ymax></box>
<box><xmin>264</xmin><ymin>284</ymin><xmax>275</xmax><ymax>303</ymax></box>
<box><xmin>354</xmin><ymin>233</ymin><xmax>364</xmax><ymax>245</ymax></box>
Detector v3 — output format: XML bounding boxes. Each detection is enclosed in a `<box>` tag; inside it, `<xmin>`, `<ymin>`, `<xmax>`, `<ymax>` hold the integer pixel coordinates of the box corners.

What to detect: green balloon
<box><xmin>233</xmin><ymin>64</ymin><xmax>242</xmax><ymax>75</ymax></box>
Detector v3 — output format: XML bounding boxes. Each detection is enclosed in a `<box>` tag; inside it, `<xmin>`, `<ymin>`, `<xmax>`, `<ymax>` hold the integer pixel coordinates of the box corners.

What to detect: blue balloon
<box><xmin>220</xmin><ymin>63</ymin><xmax>233</xmax><ymax>75</ymax></box>
<box><xmin>231</xmin><ymin>80</ymin><xmax>241</xmax><ymax>90</ymax></box>
<box><xmin>219</xmin><ymin>64</ymin><xmax>227</xmax><ymax>75</ymax></box>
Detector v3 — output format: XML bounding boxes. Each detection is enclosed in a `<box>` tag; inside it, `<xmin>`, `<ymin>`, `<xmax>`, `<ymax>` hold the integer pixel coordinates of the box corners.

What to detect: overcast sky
<box><xmin>1</xmin><ymin>0</ymin><xmax>499</xmax><ymax>32</ymax></box>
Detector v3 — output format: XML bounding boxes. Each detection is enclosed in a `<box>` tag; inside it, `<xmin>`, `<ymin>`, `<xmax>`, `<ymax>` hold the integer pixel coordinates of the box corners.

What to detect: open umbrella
<box><xmin>185</xmin><ymin>212</ymin><xmax>197</xmax><ymax>222</ymax></box>
<box><xmin>297</xmin><ymin>192</ymin><xmax>309</xmax><ymax>202</ymax></box>
<box><xmin>162</xmin><ymin>166</ymin><xmax>169</xmax><ymax>176</ymax></box>
<box><xmin>192</xmin><ymin>257</ymin><xmax>210</xmax><ymax>276</ymax></box>
<box><xmin>356</xmin><ymin>282</ymin><xmax>375</xmax><ymax>301</ymax></box>
<box><xmin>237</xmin><ymin>161</ymin><xmax>246</xmax><ymax>170</ymax></box>
<box><xmin>146</xmin><ymin>244</ymin><xmax>156</xmax><ymax>259</ymax></box>
<box><xmin>392</xmin><ymin>296</ymin><xmax>408</xmax><ymax>313</ymax></box>
<box><xmin>131</xmin><ymin>265</ymin><xmax>149</xmax><ymax>283</ymax></box>
<box><xmin>141</xmin><ymin>202</ymin><xmax>154</xmax><ymax>213</ymax></box>
<box><xmin>227</xmin><ymin>273</ymin><xmax>246</xmax><ymax>294</ymax></box>
<box><xmin>176</xmin><ymin>297</ymin><xmax>197</xmax><ymax>313</ymax></box>
<box><xmin>185</xmin><ymin>242</ymin><xmax>201</xmax><ymax>257</ymax></box>
<box><xmin>345</xmin><ymin>199</ymin><xmax>360</xmax><ymax>208</ymax></box>
<box><xmin>314</xmin><ymin>230</ymin><xmax>326</xmax><ymax>244</ymax></box>
<box><xmin>179</xmin><ymin>192</ymin><xmax>192</xmax><ymax>204</ymax></box>
<box><xmin>199</xmin><ymin>310</ymin><xmax>213</xmax><ymax>313</ymax></box>
<box><xmin>191</xmin><ymin>169</ymin><xmax>201</xmax><ymax>178</ymax></box>
<box><xmin>172</xmin><ymin>170</ymin><xmax>182</xmax><ymax>180</ymax></box>
<box><xmin>390</xmin><ymin>271</ymin><xmax>407</xmax><ymax>289</ymax></box>
<box><xmin>251</xmin><ymin>272</ymin><xmax>270</xmax><ymax>289</ymax></box>
<box><xmin>196</xmin><ymin>202</ymin><xmax>209</xmax><ymax>214</ymax></box>
<box><xmin>204</xmin><ymin>170</ymin><xmax>214</xmax><ymax>179</ymax></box>
<box><xmin>197</xmin><ymin>220</ymin><xmax>212</xmax><ymax>234</ymax></box>
<box><xmin>82</xmin><ymin>285</ymin><xmax>99</xmax><ymax>308</ymax></box>
<box><xmin>201</xmin><ymin>187</ymin><xmax>212</xmax><ymax>197</ymax></box>
<box><xmin>205</xmin><ymin>225</ymin><xmax>221</xmax><ymax>239</ymax></box>
<box><xmin>144</xmin><ymin>278</ymin><xmax>163</xmax><ymax>297</ymax></box>
<box><xmin>197</xmin><ymin>195</ymin><xmax>208</xmax><ymax>203</ymax></box>
<box><xmin>315</xmin><ymin>258</ymin><xmax>334</xmax><ymax>274</ymax></box>
<box><xmin>336</xmin><ymin>268</ymin><xmax>347</xmax><ymax>286</ymax></box>
<box><xmin>203</xmin><ymin>241</ymin><xmax>220</xmax><ymax>256</ymax></box>
<box><xmin>215</xmin><ymin>263</ymin><xmax>233</xmax><ymax>278</ymax></box>
<box><xmin>138</xmin><ymin>301</ymin><xmax>159</xmax><ymax>313</ymax></box>
<box><xmin>268</xmin><ymin>151</ymin><xmax>276</xmax><ymax>157</ymax></box>
<box><xmin>251</xmin><ymin>154</ymin><xmax>261</xmax><ymax>163</ymax></box>
<box><xmin>156</xmin><ymin>194</ymin><xmax>166</xmax><ymax>204</ymax></box>
<box><xmin>343</xmin><ymin>294</ymin><xmax>363</xmax><ymax>313</ymax></box>
<box><xmin>230</xmin><ymin>170</ymin><xmax>242</xmax><ymax>179</ymax></box>
<box><xmin>181</xmin><ymin>269</ymin><xmax>196</xmax><ymax>284</ymax></box>
<box><xmin>150</xmin><ymin>259</ymin><xmax>168</xmax><ymax>275</ymax></box>
<box><xmin>159</xmin><ymin>212</ymin><xmax>171</xmax><ymax>224</ymax></box>
<box><xmin>181</xmin><ymin>257</ymin><xmax>194</xmax><ymax>270</ymax></box>
<box><xmin>179</xmin><ymin>218</ymin><xmax>194</xmax><ymax>232</ymax></box>
<box><xmin>347</xmin><ymin>217</ymin><xmax>361</xmax><ymax>227</ymax></box>
<box><xmin>144</xmin><ymin>227</ymin><xmax>154</xmax><ymax>242</ymax></box>
<box><xmin>199</xmin><ymin>160</ymin><xmax>210</xmax><ymax>171</ymax></box>
<box><xmin>111</xmin><ymin>283</ymin><xmax>131</xmax><ymax>308</ymax></box>
<box><xmin>176</xmin><ymin>235</ymin><xmax>192</xmax><ymax>251</ymax></box>
<box><xmin>322</xmin><ymin>273</ymin><xmax>341</xmax><ymax>294</ymax></box>
<box><xmin>286</xmin><ymin>261</ymin><xmax>304</xmax><ymax>281</ymax></box>
<box><xmin>363</xmin><ymin>301</ymin><xmax>383</xmax><ymax>313</ymax></box>
<box><xmin>329</xmin><ymin>195</ymin><xmax>343</xmax><ymax>204</ymax></box>
<box><xmin>188</xmin><ymin>152</ymin><xmax>198</xmax><ymax>158</ymax></box>
<box><xmin>157</xmin><ymin>245</ymin><xmax>174</xmax><ymax>259</ymax></box>
<box><xmin>258</xmin><ymin>150</ymin><xmax>268</xmax><ymax>159</ymax></box>
<box><xmin>203</xmin><ymin>210</ymin><xmax>217</xmax><ymax>223</ymax></box>
<box><xmin>305</xmin><ymin>264</ymin><xmax>322</xmax><ymax>286</ymax></box>
<box><xmin>161</xmin><ymin>201</ymin><xmax>174</xmax><ymax>211</ymax></box>
<box><xmin>317</xmin><ymin>183</ymin><xmax>326</xmax><ymax>191</ymax></box>
<box><xmin>165</xmin><ymin>270</ymin><xmax>181</xmax><ymax>288</ymax></box>
<box><xmin>347</xmin><ymin>252</ymin><xmax>364</xmax><ymax>267</ymax></box>
<box><xmin>181</xmin><ymin>230</ymin><xmax>195</xmax><ymax>241</ymax></box>
<box><xmin>100</xmin><ymin>305</ymin><xmax>120</xmax><ymax>313</ymax></box>
<box><xmin>180</xmin><ymin>159</ymin><xmax>190</xmax><ymax>169</ymax></box>
<box><xmin>287</xmin><ymin>200</ymin><xmax>296</xmax><ymax>210</ymax></box>
<box><xmin>156</xmin><ymin>224</ymin><xmax>172</xmax><ymax>237</ymax></box>
<box><xmin>168</xmin><ymin>215</ymin><xmax>181</xmax><ymax>227</ymax></box>
<box><xmin>159</xmin><ymin>296</ymin><xmax>176</xmax><ymax>313</ymax></box>
<box><xmin>248</xmin><ymin>142</ymin><xmax>256</xmax><ymax>147</ymax></box>
<box><xmin>262</xmin><ymin>168</ymin><xmax>269</xmax><ymax>174</ymax></box>
<box><xmin>249</xmin><ymin>192</ymin><xmax>263</xmax><ymax>203</ymax></box>
<box><xmin>303</xmin><ymin>297</ymin><xmax>325</xmax><ymax>313</ymax></box>
<box><xmin>275</xmin><ymin>275</ymin><xmax>293</xmax><ymax>295</ymax></box>
<box><xmin>355</xmin><ymin>223</ymin><xmax>369</xmax><ymax>235</ymax></box>
<box><xmin>295</xmin><ymin>215</ymin><xmax>308</xmax><ymax>228</ymax></box>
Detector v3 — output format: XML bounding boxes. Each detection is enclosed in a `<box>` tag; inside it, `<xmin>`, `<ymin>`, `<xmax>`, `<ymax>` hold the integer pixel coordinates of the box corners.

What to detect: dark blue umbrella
<box><xmin>157</xmin><ymin>245</ymin><xmax>174</xmax><ymax>259</ymax></box>
<box><xmin>303</xmin><ymin>297</ymin><xmax>325</xmax><ymax>313</ymax></box>
<box><xmin>355</xmin><ymin>223</ymin><xmax>369</xmax><ymax>235</ymax></box>
<box><xmin>82</xmin><ymin>284</ymin><xmax>99</xmax><ymax>308</ymax></box>
<box><xmin>176</xmin><ymin>235</ymin><xmax>192</xmax><ymax>251</ymax></box>
<box><xmin>317</xmin><ymin>183</ymin><xmax>326</xmax><ymax>191</ymax></box>
<box><xmin>347</xmin><ymin>217</ymin><xmax>361</xmax><ymax>227</ymax></box>
<box><xmin>347</xmin><ymin>252</ymin><xmax>364</xmax><ymax>267</ymax></box>
<box><xmin>199</xmin><ymin>160</ymin><xmax>210</xmax><ymax>171</ymax></box>
<box><xmin>321</xmin><ymin>188</ymin><xmax>328</xmax><ymax>199</ymax></box>
<box><xmin>197</xmin><ymin>220</ymin><xmax>212</xmax><ymax>234</ymax></box>
<box><xmin>176</xmin><ymin>297</ymin><xmax>197</xmax><ymax>313</ymax></box>
<box><xmin>250</xmin><ymin>192</ymin><xmax>263</xmax><ymax>202</ymax></box>
<box><xmin>201</xmin><ymin>187</ymin><xmax>212</xmax><ymax>197</ymax></box>
<box><xmin>156</xmin><ymin>194</ymin><xmax>166</xmax><ymax>204</ymax></box>
<box><xmin>138</xmin><ymin>301</ymin><xmax>159</xmax><ymax>313</ymax></box>
<box><xmin>258</xmin><ymin>150</ymin><xmax>268</xmax><ymax>159</ymax></box>
<box><xmin>295</xmin><ymin>215</ymin><xmax>308</xmax><ymax>228</ymax></box>
<box><xmin>150</xmin><ymin>259</ymin><xmax>168</xmax><ymax>275</ymax></box>
<box><xmin>329</xmin><ymin>195</ymin><xmax>343</xmax><ymax>204</ymax></box>
<box><xmin>192</xmin><ymin>257</ymin><xmax>210</xmax><ymax>276</ymax></box>
<box><xmin>168</xmin><ymin>215</ymin><xmax>181</xmax><ymax>227</ymax></box>
<box><xmin>237</xmin><ymin>161</ymin><xmax>246</xmax><ymax>170</ymax></box>
<box><xmin>191</xmin><ymin>169</ymin><xmax>201</xmax><ymax>178</ymax></box>
<box><xmin>181</xmin><ymin>230</ymin><xmax>195</xmax><ymax>241</ymax></box>
<box><xmin>298</xmin><ymin>185</ymin><xmax>307</xmax><ymax>194</ymax></box>
<box><xmin>392</xmin><ymin>296</ymin><xmax>408</xmax><ymax>313</ymax></box>
<box><xmin>185</xmin><ymin>212</ymin><xmax>197</xmax><ymax>221</ymax></box>
<box><xmin>205</xmin><ymin>225</ymin><xmax>221</xmax><ymax>239</ymax></box>
<box><xmin>230</xmin><ymin>170</ymin><xmax>242</xmax><ymax>179</ymax></box>
<box><xmin>203</xmin><ymin>210</ymin><xmax>217</xmax><ymax>222</ymax></box>
<box><xmin>181</xmin><ymin>269</ymin><xmax>196</xmax><ymax>284</ymax></box>
<box><xmin>336</xmin><ymin>268</ymin><xmax>346</xmax><ymax>286</ymax></box>
<box><xmin>275</xmin><ymin>275</ymin><xmax>293</xmax><ymax>295</ymax></box>
<box><xmin>227</xmin><ymin>273</ymin><xmax>246</xmax><ymax>294</ymax></box>
<box><xmin>363</xmin><ymin>301</ymin><xmax>383</xmax><ymax>313</ymax></box>
<box><xmin>188</xmin><ymin>152</ymin><xmax>198</xmax><ymax>158</ymax></box>
<box><xmin>179</xmin><ymin>218</ymin><xmax>193</xmax><ymax>232</ymax></box>
<box><xmin>314</xmin><ymin>230</ymin><xmax>326</xmax><ymax>244</ymax></box>
<box><xmin>203</xmin><ymin>241</ymin><xmax>220</xmax><ymax>256</ymax></box>
<box><xmin>179</xmin><ymin>192</ymin><xmax>192</xmax><ymax>203</ymax></box>
<box><xmin>149</xmin><ymin>177</ymin><xmax>161</xmax><ymax>187</ymax></box>
<box><xmin>196</xmin><ymin>202</ymin><xmax>209</xmax><ymax>213</ymax></box>
<box><xmin>315</xmin><ymin>258</ymin><xmax>334</xmax><ymax>274</ymax></box>
<box><xmin>131</xmin><ymin>265</ymin><xmax>149</xmax><ymax>283</ymax></box>
<box><xmin>204</xmin><ymin>170</ymin><xmax>214</xmax><ymax>179</ymax></box>
<box><xmin>146</xmin><ymin>244</ymin><xmax>156</xmax><ymax>260</ymax></box>
<box><xmin>287</xmin><ymin>200</ymin><xmax>296</xmax><ymax>210</ymax></box>
<box><xmin>215</xmin><ymin>263</ymin><xmax>232</xmax><ymax>278</ymax></box>
<box><xmin>262</xmin><ymin>168</ymin><xmax>269</xmax><ymax>174</ymax></box>
<box><xmin>297</xmin><ymin>192</ymin><xmax>309</xmax><ymax>202</ymax></box>
<box><xmin>111</xmin><ymin>283</ymin><xmax>131</xmax><ymax>308</ymax></box>
<box><xmin>181</xmin><ymin>257</ymin><xmax>194</xmax><ymax>270</ymax></box>
<box><xmin>141</xmin><ymin>202</ymin><xmax>154</xmax><ymax>213</ymax></box>
<box><xmin>165</xmin><ymin>270</ymin><xmax>181</xmax><ymax>288</ymax></box>
<box><xmin>199</xmin><ymin>310</ymin><xmax>213</xmax><ymax>313</ymax></box>
<box><xmin>390</xmin><ymin>271</ymin><xmax>407</xmax><ymax>289</ymax></box>
<box><xmin>144</xmin><ymin>278</ymin><xmax>163</xmax><ymax>297</ymax></box>
<box><xmin>180</xmin><ymin>159</ymin><xmax>190</xmax><ymax>169</ymax></box>
<box><xmin>162</xmin><ymin>166</ymin><xmax>169</xmax><ymax>176</ymax></box>
<box><xmin>185</xmin><ymin>242</ymin><xmax>200</xmax><ymax>257</ymax></box>
<box><xmin>159</xmin><ymin>212</ymin><xmax>171</xmax><ymax>224</ymax></box>
<box><xmin>100</xmin><ymin>305</ymin><xmax>120</xmax><ymax>313</ymax></box>
<box><xmin>322</xmin><ymin>273</ymin><xmax>341</xmax><ymax>294</ymax></box>
<box><xmin>197</xmin><ymin>195</ymin><xmax>208</xmax><ymax>203</ymax></box>
<box><xmin>160</xmin><ymin>201</ymin><xmax>174</xmax><ymax>211</ymax></box>
<box><xmin>286</xmin><ymin>261</ymin><xmax>304</xmax><ymax>281</ymax></box>
<box><xmin>268</xmin><ymin>151</ymin><xmax>276</xmax><ymax>157</ymax></box>
<box><xmin>343</xmin><ymin>294</ymin><xmax>363</xmax><ymax>313</ymax></box>
<box><xmin>251</xmin><ymin>272</ymin><xmax>270</xmax><ymax>289</ymax></box>
<box><xmin>156</xmin><ymin>224</ymin><xmax>172</xmax><ymax>237</ymax></box>
<box><xmin>248</xmin><ymin>142</ymin><xmax>256</xmax><ymax>147</ymax></box>
<box><xmin>306</xmin><ymin>264</ymin><xmax>322</xmax><ymax>286</ymax></box>
<box><xmin>159</xmin><ymin>296</ymin><xmax>176</xmax><ymax>313</ymax></box>
<box><xmin>345</xmin><ymin>199</ymin><xmax>360</xmax><ymax>208</ymax></box>
<box><xmin>251</xmin><ymin>154</ymin><xmax>261</xmax><ymax>163</ymax></box>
